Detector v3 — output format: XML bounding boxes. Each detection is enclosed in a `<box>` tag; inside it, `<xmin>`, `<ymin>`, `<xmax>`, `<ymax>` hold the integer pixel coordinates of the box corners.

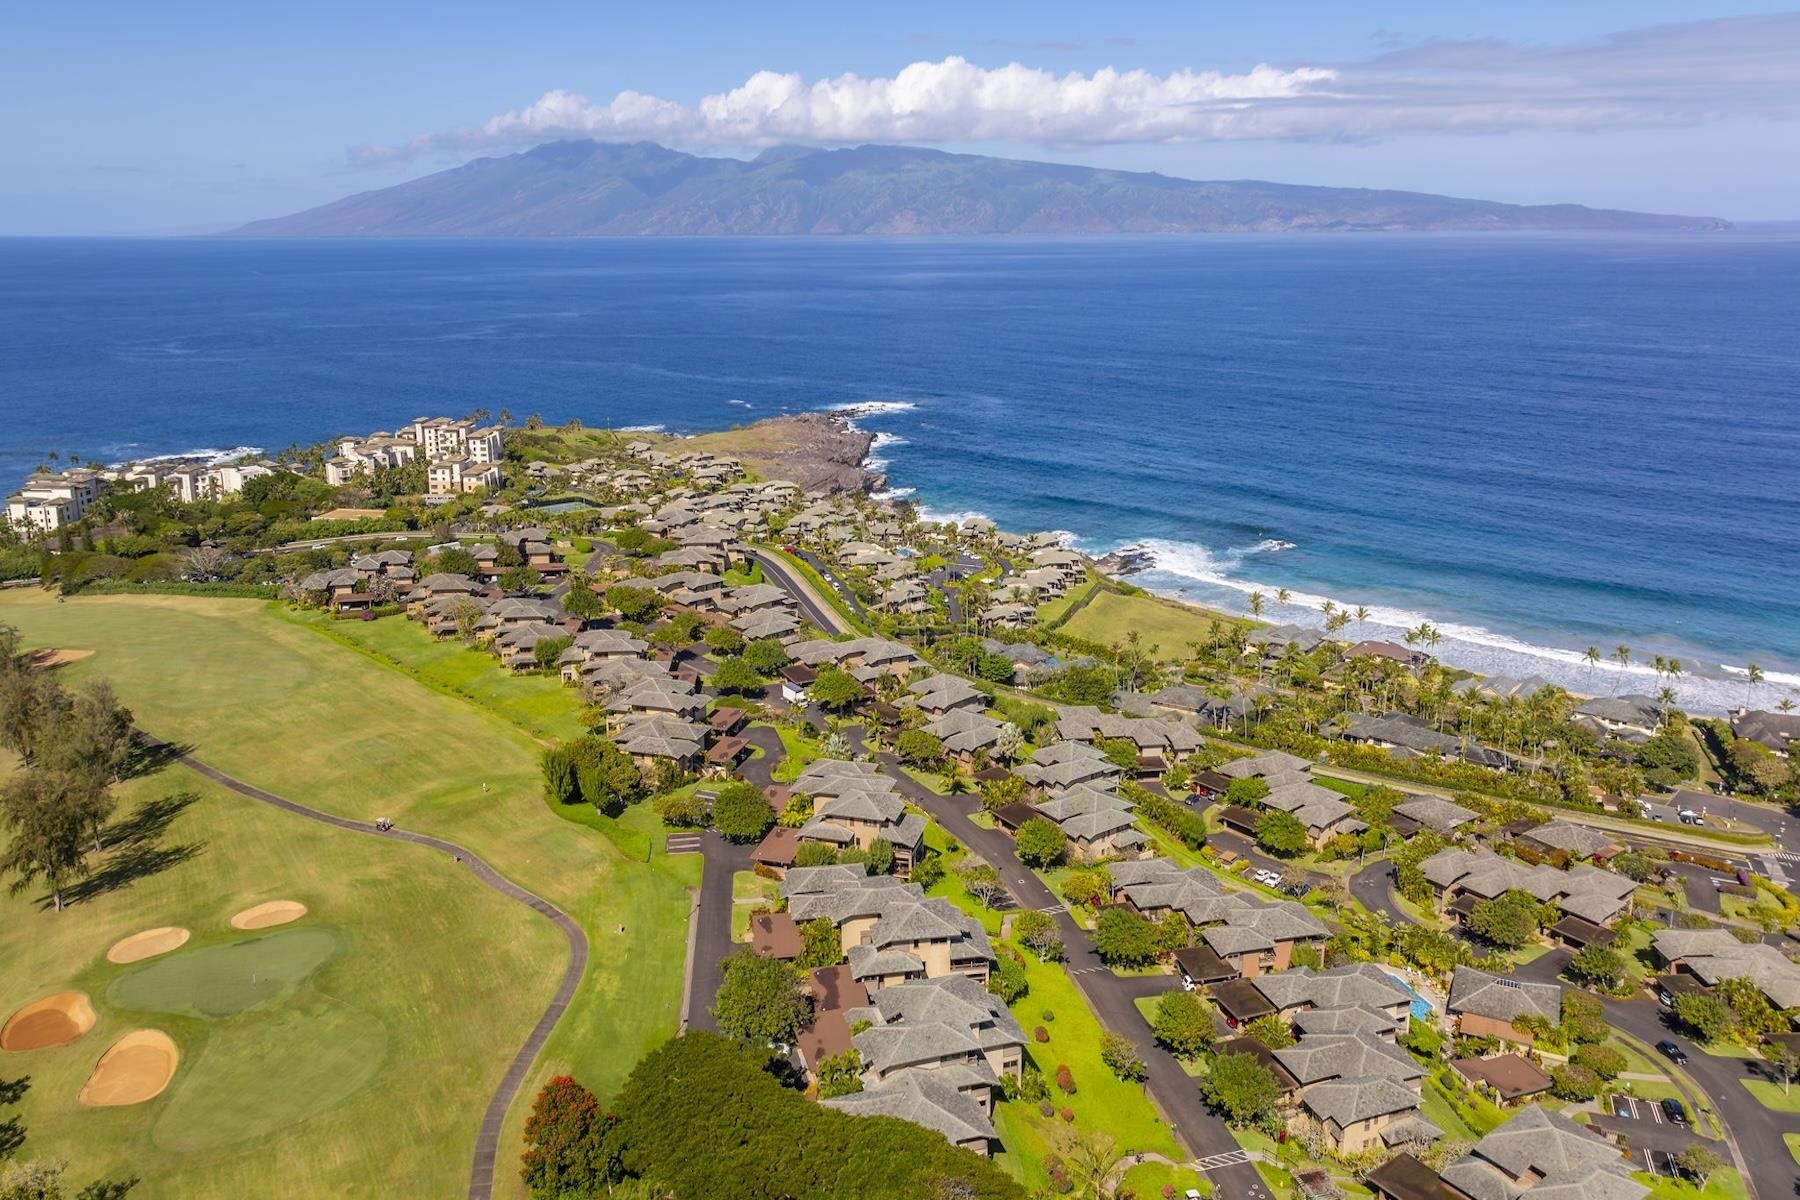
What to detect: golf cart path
<box><xmin>148</xmin><ymin>736</ymin><xmax>586</xmax><ymax>1200</ymax></box>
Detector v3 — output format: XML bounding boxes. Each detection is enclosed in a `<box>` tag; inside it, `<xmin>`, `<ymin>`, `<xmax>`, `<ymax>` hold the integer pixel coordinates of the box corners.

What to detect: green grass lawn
<box><xmin>1742</xmin><ymin>1079</ymin><xmax>1800</xmax><ymax>1112</ymax></box>
<box><xmin>993</xmin><ymin>944</ymin><xmax>1184</xmax><ymax>1193</ymax></box>
<box><xmin>1635</xmin><ymin>1170</ymin><xmax>1750</xmax><ymax>1200</ymax></box>
<box><xmin>288</xmin><ymin>608</ymin><xmax>587</xmax><ymax>741</ymax></box>
<box><xmin>923</xmin><ymin>823</ymin><xmax>1005</xmax><ymax>935</ymax></box>
<box><xmin>1033</xmin><ymin>572</ymin><xmax>1099</xmax><ymax>627</ymax></box>
<box><xmin>1421</xmin><ymin>1069</ymin><xmax>1506</xmax><ymax>1141</ymax></box>
<box><xmin>1061</xmin><ymin>589</ymin><xmax>1247</xmax><ymax>661</ymax></box>
<box><xmin>731</xmin><ymin>870</ymin><xmax>779</xmax><ymax>940</ymax></box>
<box><xmin>0</xmin><ymin>591</ymin><xmax>695</xmax><ymax>1200</ymax></box>
<box><xmin>0</xmin><ymin>760</ymin><xmax>563</xmax><ymax>1200</ymax></box>
<box><xmin>1785</xmin><ymin>1133</ymin><xmax>1800</xmax><ymax>1167</ymax></box>
<box><xmin>1122</xmin><ymin>1160</ymin><xmax>1213</xmax><ymax>1198</ymax></box>
<box><xmin>772</xmin><ymin>725</ymin><xmax>820</xmax><ymax>784</ymax></box>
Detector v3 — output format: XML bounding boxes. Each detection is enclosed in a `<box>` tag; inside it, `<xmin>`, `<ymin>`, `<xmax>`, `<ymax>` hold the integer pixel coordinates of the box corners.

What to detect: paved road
<box><xmin>792</xmin><ymin>548</ymin><xmax>871</xmax><ymax>622</ymax></box>
<box><xmin>679</xmin><ymin>831</ymin><xmax>753</xmax><ymax>1035</ymax></box>
<box><xmin>1348</xmin><ymin>859</ymin><xmax>1408</xmax><ymax>924</ymax></box>
<box><xmin>1600</xmin><ymin>994</ymin><xmax>1797</xmax><ymax>1200</ymax></box>
<box><xmin>745</xmin><ymin>547</ymin><xmax>854</xmax><ymax>636</ymax></box>
<box><xmin>876</xmin><ymin>754</ymin><xmax>1267</xmax><ymax>1198</ymax></box>
<box><xmin>152</xmin><ymin>737</ymin><xmax>586</xmax><ymax>1200</ymax></box>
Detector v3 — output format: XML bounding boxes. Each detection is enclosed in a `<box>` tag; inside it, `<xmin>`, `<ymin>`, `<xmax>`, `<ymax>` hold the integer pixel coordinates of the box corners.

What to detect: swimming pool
<box><xmin>1385</xmin><ymin>972</ymin><xmax>1435</xmax><ymax>1021</ymax></box>
<box><xmin>528</xmin><ymin>500</ymin><xmax>595</xmax><ymax>515</ymax></box>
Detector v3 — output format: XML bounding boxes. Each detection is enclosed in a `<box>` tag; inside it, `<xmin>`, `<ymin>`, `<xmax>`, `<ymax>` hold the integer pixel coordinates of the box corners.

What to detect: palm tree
<box><xmin>1248</xmin><ymin>591</ymin><xmax>1265</xmax><ymax>619</ymax></box>
<box><xmin>1612</xmin><ymin>645</ymin><xmax>1631</xmax><ymax>689</ymax></box>
<box><xmin>1354</xmin><ymin>605</ymin><xmax>1371</xmax><ymax>632</ymax></box>
<box><xmin>1666</xmin><ymin>658</ymin><xmax>1683</xmax><ymax>701</ymax></box>
<box><xmin>1276</xmin><ymin>587</ymin><xmax>1291</xmax><ymax>605</ymax></box>
<box><xmin>1657</xmin><ymin>686</ymin><xmax>1678</xmax><ymax>728</ymax></box>
<box><xmin>1583</xmin><ymin>646</ymin><xmax>1601</xmax><ymax>692</ymax></box>
<box><xmin>1780</xmin><ymin>697</ymin><xmax>1796</xmax><ymax>714</ymax></box>
<box><xmin>1745</xmin><ymin>662</ymin><xmax>1764</xmax><ymax>708</ymax></box>
<box><xmin>1320</xmin><ymin>598</ymin><xmax>1337</xmax><ymax>620</ymax></box>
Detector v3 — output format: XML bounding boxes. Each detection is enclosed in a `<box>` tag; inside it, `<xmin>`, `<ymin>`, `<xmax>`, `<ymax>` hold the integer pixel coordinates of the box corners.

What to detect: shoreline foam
<box><xmin>843</xmin><ymin>420</ymin><xmax>1796</xmax><ymax>715</ymax></box>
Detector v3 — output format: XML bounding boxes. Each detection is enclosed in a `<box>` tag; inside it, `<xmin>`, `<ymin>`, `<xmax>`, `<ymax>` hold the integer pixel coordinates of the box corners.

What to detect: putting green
<box><xmin>107</xmin><ymin>929</ymin><xmax>343</xmax><ymax>1019</ymax></box>
<box><xmin>152</xmin><ymin>1000</ymin><xmax>388</xmax><ymax>1152</ymax></box>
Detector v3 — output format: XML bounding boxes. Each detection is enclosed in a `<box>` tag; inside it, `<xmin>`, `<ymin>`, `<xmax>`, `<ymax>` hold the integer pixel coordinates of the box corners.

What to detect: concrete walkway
<box><xmin>149</xmin><ymin>737</ymin><xmax>588</xmax><ymax>1200</ymax></box>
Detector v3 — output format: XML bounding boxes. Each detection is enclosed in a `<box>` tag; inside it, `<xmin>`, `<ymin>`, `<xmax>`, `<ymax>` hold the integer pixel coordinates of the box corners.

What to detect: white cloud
<box><xmin>351</xmin><ymin>15</ymin><xmax>1800</xmax><ymax>165</ymax></box>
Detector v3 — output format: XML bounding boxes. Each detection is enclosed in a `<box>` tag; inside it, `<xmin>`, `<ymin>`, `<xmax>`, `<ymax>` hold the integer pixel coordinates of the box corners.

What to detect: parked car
<box><xmin>1661</xmin><ymin>1096</ymin><xmax>1688</xmax><ymax>1124</ymax></box>
<box><xmin>1657</xmin><ymin>1039</ymin><xmax>1689</xmax><ymax>1065</ymax></box>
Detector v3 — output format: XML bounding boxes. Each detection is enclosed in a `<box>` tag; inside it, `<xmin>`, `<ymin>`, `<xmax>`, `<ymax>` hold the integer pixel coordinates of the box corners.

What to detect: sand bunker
<box><xmin>229</xmin><ymin>900</ymin><xmax>307</xmax><ymax>930</ymax></box>
<box><xmin>26</xmin><ymin>648</ymin><xmax>94</xmax><ymax>669</ymax></box>
<box><xmin>2</xmin><ymin>992</ymin><xmax>96</xmax><ymax>1052</ymax></box>
<box><xmin>79</xmin><ymin>1029</ymin><xmax>179</xmax><ymax>1106</ymax></box>
<box><xmin>107</xmin><ymin>926</ymin><xmax>191</xmax><ymax>965</ymax></box>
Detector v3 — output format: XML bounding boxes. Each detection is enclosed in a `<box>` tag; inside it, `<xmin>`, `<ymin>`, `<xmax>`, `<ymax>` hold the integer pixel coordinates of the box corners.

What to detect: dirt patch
<box><xmin>229</xmin><ymin>900</ymin><xmax>307</xmax><ymax>930</ymax></box>
<box><xmin>25</xmin><ymin>648</ymin><xmax>94</xmax><ymax>669</ymax></box>
<box><xmin>107</xmin><ymin>926</ymin><xmax>191</xmax><ymax>964</ymax></box>
<box><xmin>313</xmin><ymin>507</ymin><xmax>387</xmax><ymax>521</ymax></box>
<box><xmin>2</xmin><ymin>992</ymin><xmax>96</xmax><ymax>1051</ymax></box>
<box><xmin>79</xmin><ymin>1029</ymin><xmax>179</xmax><ymax>1106</ymax></box>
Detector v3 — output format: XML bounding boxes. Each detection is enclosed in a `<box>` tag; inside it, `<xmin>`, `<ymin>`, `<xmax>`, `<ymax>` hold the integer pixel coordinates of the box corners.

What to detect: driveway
<box><xmin>678</xmin><ymin>831</ymin><xmax>753</xmax><ymax>1035</ymax></box>
<box><xmin>876</xmin><ymin>755</ymin><xmax>1267</xmax><ymax>1197</ymax></box>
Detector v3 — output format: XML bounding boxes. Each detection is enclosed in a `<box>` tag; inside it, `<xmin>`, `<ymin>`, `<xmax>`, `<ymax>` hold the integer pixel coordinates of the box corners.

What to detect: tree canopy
<box><xmin>809</xmin><ymin>667</ymin><xmax>863</xmax><ymax>711</ymax></box>
<box><xmin>1253</xmin><ymin>808</ymin><xmax>1308</xmax><ymax>857</ymax></box>
<box><xmin>1200</xmin><ymin>1051</ymin><xmax>1281</xmax><ymax>1128</ymax></box>
<box><xmin>602</xmin><ymin>1034</ymin><xmax>1024</xmax><ymax>1200</ymax></box>
<box><xmin>1012</xmin><ymin>817</ymin><xmax>1067</xmax><ymax>868</ymax></box>
<box><xmin>1092</xmin><ymin>907</ymin><xmax>1160</xmax><ymax>967</ymax></box>
<box><xmin>711</xmin><ymin>781</ymin><xmax>774</xmax><ymax>844</ymax></box>
<box><xmin>711</xmin><ymin>950</ymin><xmax>808</xmax><ymax>1046</ymax></box>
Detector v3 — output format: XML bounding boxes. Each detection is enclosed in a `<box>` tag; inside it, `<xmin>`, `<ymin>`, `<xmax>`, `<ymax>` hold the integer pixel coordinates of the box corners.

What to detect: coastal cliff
<box><xmin>679</xmin><ymin>412</ymin><xmax>878</xmax><ymax>495</ymax></box>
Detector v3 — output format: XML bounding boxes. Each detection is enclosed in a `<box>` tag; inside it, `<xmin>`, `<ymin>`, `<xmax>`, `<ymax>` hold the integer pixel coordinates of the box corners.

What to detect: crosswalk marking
<box><xmin>666</xmin><ymin>834</ymin><xmax>704</xmax><ymax>853</ymax></box>
<box><xmin>1039</xmin><ymin>904</ymin><xmax>1067</xmax><ymax>915</ymax></box>
<box><xmin>1193</xmin><ymin>1150</ymin><xmax>1251</xmax><ymax>1171</ymax></box>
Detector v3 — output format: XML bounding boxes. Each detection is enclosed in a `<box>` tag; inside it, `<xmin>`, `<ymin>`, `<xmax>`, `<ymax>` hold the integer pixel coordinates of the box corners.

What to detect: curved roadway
<box><xmin>152</xmin><ymin>737</ymin><xmax>587</xmax><ymax>1200</ymax></box>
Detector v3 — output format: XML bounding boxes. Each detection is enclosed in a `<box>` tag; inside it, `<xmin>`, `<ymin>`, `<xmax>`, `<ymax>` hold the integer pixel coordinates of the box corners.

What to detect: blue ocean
<box><xmin>2</xmin><ymin>235</ymin><xmax>1796</xmax><ymax>712</ymax></box>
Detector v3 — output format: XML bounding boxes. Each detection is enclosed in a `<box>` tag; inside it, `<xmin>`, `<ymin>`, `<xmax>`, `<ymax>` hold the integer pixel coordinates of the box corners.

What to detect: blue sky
<box><xmin>3</xmin><ymin>1</ymin><xmax>1797</xmax><ymax>233</ymax></box>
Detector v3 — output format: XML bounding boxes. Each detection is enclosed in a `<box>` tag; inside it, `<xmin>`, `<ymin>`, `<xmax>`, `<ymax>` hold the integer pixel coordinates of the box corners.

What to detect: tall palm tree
<box><xmin>1354</xmin><ymin>605</ymin><xmax>1371</xmax><ymax>631</ymax></box>
<box><xmin>1779</xmin><ymin>697</ymin><xmax>1796</xmax><ymax>714</ymax></box>
<box><xmin>1276</xmin><ymin>587</ymin><xmax>1291</xmax><ymax>605</ymax></box>
<box><xmin>1583</xmin><ymin>646</ymin><xmax>1601</xmax><ymax>693</ymax></box>
<box><xmin>1666</xmin><ymin>658</ymin><xmax>1683</xmax><ymax>701</ymax></box>
<box><xmin>1248</xmin><ymin>591</ymin><xmax>1265</xmax><ymax>619</ymax></box>
<box><xmin>1745</xmin><ymin>662</ymin><xmax>1764</xmax><ymax>708</ymax></box>
<box><xmin>1657</xmin><ymin>686</ymin><xmax>1678</xmax><ymax>728</ymax></box>
<box><xmin>1612</xmin><ymin>645</ymin><xmax>1632</xmax><ymax>689</ymax></box>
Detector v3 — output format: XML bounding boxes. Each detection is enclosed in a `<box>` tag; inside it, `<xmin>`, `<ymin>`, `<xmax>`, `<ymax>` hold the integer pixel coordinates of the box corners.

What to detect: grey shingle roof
<box><xmin>1447</xmin><ymin>966</ymin><xmax>1561</xmax><ymax>1024</ymax></box>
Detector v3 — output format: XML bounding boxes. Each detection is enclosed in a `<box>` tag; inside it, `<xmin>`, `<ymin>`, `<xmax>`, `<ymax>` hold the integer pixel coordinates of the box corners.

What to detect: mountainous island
<box><xmin>235</xmin><ymin>140</ymin><xmax>1730</xmax><ymax>236</ymax></box>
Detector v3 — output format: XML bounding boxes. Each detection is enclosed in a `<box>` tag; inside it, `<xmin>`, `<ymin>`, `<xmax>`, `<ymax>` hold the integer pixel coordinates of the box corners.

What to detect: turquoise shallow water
<box><xmin>2</xmin><ymin>234</ymin><xmax>1795</xmax><ymax>711</ymax></box>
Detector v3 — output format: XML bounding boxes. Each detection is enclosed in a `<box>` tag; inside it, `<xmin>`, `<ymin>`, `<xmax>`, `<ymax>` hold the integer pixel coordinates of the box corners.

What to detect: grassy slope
<box><xmin>0</xmin><ymin>592</ymin><xmax>694</xmax><ymax>1200</ymax></box>
<box><xmin>0</xmin><ymin>764</ymin><xmax>561</xmax><ymax>1199</ymax></box>
<box><xmin>1061</xmin><ymin>590</ymin><xmax>1245</xmax><ymax>660</ymax></box>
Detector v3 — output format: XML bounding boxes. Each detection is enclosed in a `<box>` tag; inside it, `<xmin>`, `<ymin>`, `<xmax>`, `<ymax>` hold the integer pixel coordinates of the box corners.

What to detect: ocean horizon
<box><xmin>2</xmin><ymin>234</ymin><xmax>1796</xmax><ymax>714</ymax></box>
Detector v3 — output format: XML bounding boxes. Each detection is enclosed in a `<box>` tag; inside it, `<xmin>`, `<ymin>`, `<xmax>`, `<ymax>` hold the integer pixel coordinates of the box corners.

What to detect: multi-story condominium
<box><xmin>426</xmin><ymin>458</ymin><xmax>502</xmax><ymax>494</ymax></box>
<box><xmin>5</xmin><ymin>469</ymin><xmax>104</xmax><ymax>531</ymax></box>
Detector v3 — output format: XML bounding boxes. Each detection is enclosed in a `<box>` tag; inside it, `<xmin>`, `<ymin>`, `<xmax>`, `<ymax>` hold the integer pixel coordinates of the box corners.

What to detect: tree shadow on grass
<box><xmin>122</xmin><ymin>737</ymin><xmax>195</xmax><ymax>782</ymax></box>
<box><xmin>44</xmin><ymin>792</ymin><xmax>206</xmax><ymax>910</ymax></box>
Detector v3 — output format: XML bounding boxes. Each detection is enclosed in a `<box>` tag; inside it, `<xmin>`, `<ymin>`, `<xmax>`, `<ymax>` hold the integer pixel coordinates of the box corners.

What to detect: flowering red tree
<box><xmin>521</xmin><ymin>1074</ymin><xmax>621</xmax><ymax>1199</ymax></box>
